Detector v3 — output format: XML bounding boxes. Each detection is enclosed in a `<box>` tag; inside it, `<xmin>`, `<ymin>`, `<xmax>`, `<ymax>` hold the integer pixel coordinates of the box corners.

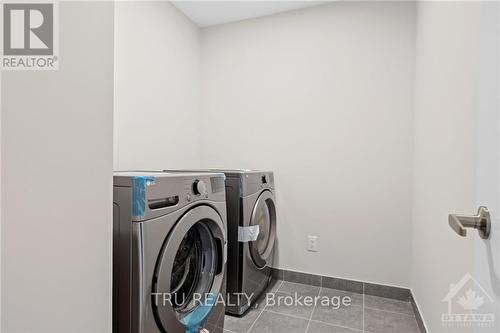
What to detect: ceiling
<box><xmin>172</xmin><ymin>1</ymin><xmax>331</xmax><ymax>27</ymax></box>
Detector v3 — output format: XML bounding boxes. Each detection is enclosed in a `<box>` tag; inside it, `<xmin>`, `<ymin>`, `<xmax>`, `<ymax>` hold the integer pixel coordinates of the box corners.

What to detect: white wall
<box><xmin>411</xmin><ymin>1</ymin><xmax>483</xmax><ymax>331</ymax></box>
<box><xmin>1</xmin><ymin>2</ymin><xmax>114</xmax><ymax>332</ymax></box>
<box><xmin>114</xmin><ymin>1</ymin><xmax>201</xmax><ymax>170</ymax></box>
<box><xmin>200</xmin><ymin>1</ymin><xmax>416</xmax><ymax>286</ymax></box>
<box><xmin>474</xmin><ymin>2</ymin><xmax>500</xmax><ymax>332</ymax></box>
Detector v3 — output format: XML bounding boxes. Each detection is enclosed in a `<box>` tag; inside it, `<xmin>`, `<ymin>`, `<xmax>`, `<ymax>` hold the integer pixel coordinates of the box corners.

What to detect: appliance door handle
<box><xmin>215</xmin><ymin>237</ymin><xmax>226</xmax><ymax>275</ymax></box>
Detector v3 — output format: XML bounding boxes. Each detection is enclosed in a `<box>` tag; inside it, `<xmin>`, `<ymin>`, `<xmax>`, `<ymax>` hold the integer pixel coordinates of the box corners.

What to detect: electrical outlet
<box><xmin>307</xmin><ymin>236</ymin><xmax>318</xmax><ymax>252</ymax></box>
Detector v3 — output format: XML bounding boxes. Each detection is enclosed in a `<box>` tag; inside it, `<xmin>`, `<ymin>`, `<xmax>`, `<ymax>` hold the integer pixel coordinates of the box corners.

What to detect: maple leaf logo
<box><xmin>457</xmin><ymin>289</ymin><xmax>484</xmax><ymax>310</ymax></box>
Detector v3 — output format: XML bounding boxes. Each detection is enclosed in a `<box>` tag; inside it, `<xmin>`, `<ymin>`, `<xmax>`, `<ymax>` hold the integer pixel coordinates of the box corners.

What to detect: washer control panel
<box><xmin>114</xmin><ymin>172</ymin><xmax>226</xmax><ymax>221</ymax></box>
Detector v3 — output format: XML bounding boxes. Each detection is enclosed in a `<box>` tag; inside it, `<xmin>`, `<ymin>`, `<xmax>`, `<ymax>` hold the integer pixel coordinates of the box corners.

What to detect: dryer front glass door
<box><xmin>254</xmin><ymin>201</ymin><xmax>271</xmax><ymax>255</ymax></box>
<box><xmin>153</xmin><ymin>205</ymin><xmax>225</xmax><ymax>333</ymax></box>
<box><xmin>249</xmin><ymin>190</ymin><xmax>276</xmax><ymax>268</ymax></box>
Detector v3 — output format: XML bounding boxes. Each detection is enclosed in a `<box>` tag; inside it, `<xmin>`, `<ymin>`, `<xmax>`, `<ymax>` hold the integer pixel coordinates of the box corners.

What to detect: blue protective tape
<box><xmin>183</xmin><ymin>293</ymin><xmax>217</xmax><ymax>333</ymax></box>
<box><xmin>132</xmin><ymin>176</ymin><xmax>156</xmax><ymax>219</ymax></box>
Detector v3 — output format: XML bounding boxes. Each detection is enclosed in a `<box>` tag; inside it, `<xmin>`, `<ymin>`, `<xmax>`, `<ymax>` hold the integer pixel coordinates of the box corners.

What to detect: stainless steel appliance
<box><xmin>113</xmin><ymin>171</ymin><xmax>227</xmax><ymax>332</ymax></box>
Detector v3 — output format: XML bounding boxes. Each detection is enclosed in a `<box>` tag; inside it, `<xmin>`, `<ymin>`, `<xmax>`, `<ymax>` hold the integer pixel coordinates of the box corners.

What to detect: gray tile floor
<box><xmin>223</xmin><ymin>280</ymin><xmax>421</xmax><ymax>333</ymax></box>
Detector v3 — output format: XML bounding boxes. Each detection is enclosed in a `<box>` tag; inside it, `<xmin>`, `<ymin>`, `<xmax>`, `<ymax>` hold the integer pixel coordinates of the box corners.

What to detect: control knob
<box><xmin>193</xmin><ymin>180</ymin><xmax>207</xmax><ymax>196</ymax></box>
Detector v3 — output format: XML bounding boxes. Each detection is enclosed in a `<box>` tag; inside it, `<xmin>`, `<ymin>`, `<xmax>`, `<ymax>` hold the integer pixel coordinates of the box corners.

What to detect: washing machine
<box><xmin>164</xmin><ymin>170</ymin><xmax>277</xmax><ymax>316</ymax></box>
<box><xmin>113</xmin><ymin>171</ymin><xmax>227</xmax><ymax>333</ymax></box>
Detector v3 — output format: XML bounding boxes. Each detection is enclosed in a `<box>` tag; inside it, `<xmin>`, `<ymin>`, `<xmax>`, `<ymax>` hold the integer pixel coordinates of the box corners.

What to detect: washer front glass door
<box><xmin>170</xmin><ymin>222</ymin><xmax>216</xmax><ymax>314</ymax></box>
<box><xmin>152</xmin><ymin>206</ymin><xmax>225</xmax><ymax>333</ymax></box>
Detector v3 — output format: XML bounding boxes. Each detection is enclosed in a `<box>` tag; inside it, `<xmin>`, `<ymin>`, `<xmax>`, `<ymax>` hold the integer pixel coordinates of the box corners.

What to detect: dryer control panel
<box><xmin>239</xmin><ymin>171</ymin><xmax>275</xmax><ymax>197</ymax></box>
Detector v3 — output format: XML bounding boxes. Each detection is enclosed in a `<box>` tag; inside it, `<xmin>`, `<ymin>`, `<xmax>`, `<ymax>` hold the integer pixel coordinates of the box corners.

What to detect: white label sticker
<box><xmin>238</xmin><ymin>225</ymin><xmax>260</xmax><ymax>242</ymax></box>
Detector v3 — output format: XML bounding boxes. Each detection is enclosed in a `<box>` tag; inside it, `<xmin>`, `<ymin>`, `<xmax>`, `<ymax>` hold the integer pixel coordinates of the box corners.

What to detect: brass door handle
<box><xmin>448</xmin><ymin>206</ymin><xmax>491</xmax><ymax>239</ymax></box>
